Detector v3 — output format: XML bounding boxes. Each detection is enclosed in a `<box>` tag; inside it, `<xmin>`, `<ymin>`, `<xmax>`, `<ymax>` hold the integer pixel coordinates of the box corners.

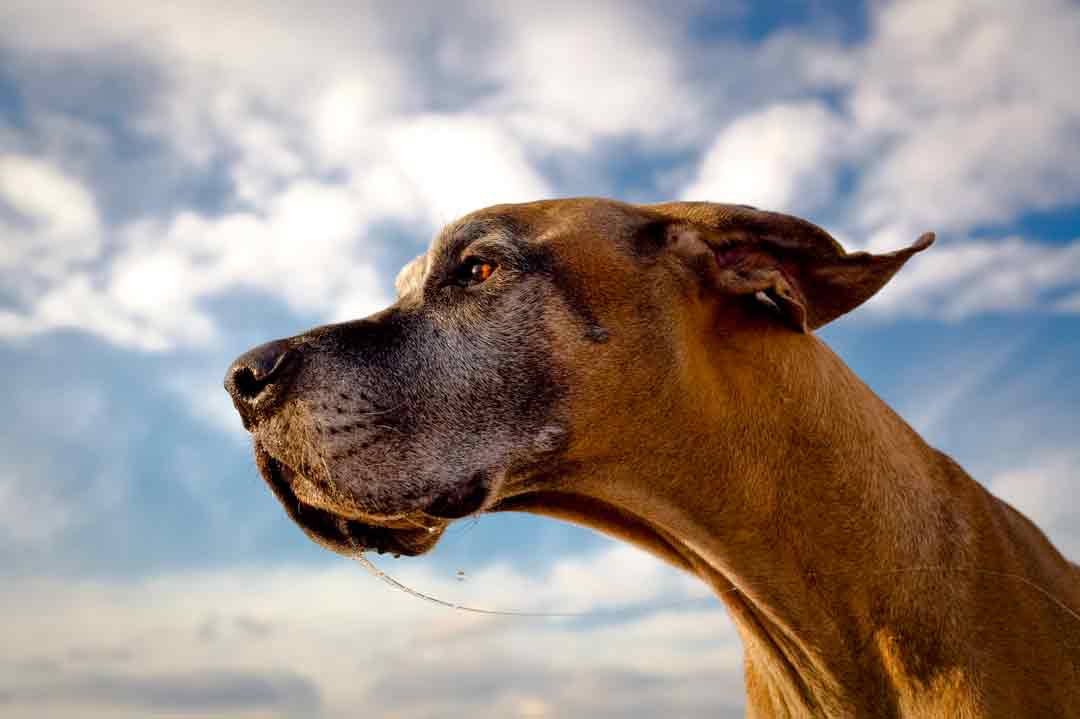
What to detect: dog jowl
<box><xmin>224</xmin><ymin>197</ymin><xmax>928</xmax><ymax>558</ymax></box>
<box><xmin>226</xmin><ymin>198</ymin><xmax>1080</xmax><ymax>718</ymax></box>
<box><xmin>224</xmin><ymin>209</ymin><xmax>580</xmax><ymax>557</ymax></box>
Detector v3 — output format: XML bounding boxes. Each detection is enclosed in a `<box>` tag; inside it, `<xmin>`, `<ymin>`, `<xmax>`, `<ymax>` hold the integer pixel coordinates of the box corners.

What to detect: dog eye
<box><xmin>456</xmin><ymin>259</ymin><xmax>496</xmax><ymax>287</ymax></box>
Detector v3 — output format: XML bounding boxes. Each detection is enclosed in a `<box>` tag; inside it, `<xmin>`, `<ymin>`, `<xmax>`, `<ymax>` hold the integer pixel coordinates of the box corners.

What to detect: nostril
<box><xmin>231</xmin><ymin>366</ymin><xmax>264</xmax><ymax>400</ymax></box>
<box><xmin>224</xmin><ymin>339</ymin><xmax>297</xmax><ymax>410</ymax></box>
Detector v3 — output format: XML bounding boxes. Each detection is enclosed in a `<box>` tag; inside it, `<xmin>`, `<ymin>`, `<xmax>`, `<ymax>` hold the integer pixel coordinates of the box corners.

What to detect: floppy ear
<box><xmin>648</xmin><ymin>202</ymin><xmax>934</xmax><ymax>331</ymax></box>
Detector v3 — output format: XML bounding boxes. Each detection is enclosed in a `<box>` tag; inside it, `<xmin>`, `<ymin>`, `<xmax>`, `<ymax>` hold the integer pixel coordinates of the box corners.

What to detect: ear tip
<box><xmin>912</xmin><ymin>232</ymin><xmax>936</xmax><ymax>252</ymax></box>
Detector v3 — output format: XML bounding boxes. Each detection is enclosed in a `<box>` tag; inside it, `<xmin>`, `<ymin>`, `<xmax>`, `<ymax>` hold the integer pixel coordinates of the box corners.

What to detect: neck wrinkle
<box><xmin>501</xmin><ymin>327</ymin><xmax>985</xmax><ymax>716</ymax></box>
<box><xmin>553</xmin><ymin>330</ymin><xmax>961</xmax><ymax>716</ymax></box>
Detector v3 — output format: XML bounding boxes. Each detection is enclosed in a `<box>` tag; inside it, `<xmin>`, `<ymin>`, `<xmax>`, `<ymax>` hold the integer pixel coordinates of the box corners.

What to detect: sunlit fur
<box><xmin>232</xmin><ymin>198</ymin><xmax>1080</xmax><ymax>718</ymax></box>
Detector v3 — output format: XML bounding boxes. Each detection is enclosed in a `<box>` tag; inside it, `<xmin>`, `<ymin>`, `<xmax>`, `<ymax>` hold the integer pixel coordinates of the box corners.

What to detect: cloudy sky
<box><xmin>1</xmin><ymin>0</ymin><xmax>1079</xmax><ymax>716</ymax></box>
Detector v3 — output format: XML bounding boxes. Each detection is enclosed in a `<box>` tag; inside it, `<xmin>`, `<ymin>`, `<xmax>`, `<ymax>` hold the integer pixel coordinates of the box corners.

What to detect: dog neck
<box><xmin>503</xmin><ymin>326</ymin><xmax>1016</xmax><ymax>716</ymax></box>
<box><xmin>667</xmin><ymin>328</ymin><xmax>970</xmax><ymax>716</ymax></box>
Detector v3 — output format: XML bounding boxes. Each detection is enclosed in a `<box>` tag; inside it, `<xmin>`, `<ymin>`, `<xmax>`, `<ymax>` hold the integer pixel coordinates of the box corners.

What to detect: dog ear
<box><xmin>395</xmin><ymin>252</ymin><xmax>430</xmax><ymax>298</ymax></box>
<box><xmin>649</xmin><ymin>203</ymin><xmax>934</xmax><ymax>331</ymax></box>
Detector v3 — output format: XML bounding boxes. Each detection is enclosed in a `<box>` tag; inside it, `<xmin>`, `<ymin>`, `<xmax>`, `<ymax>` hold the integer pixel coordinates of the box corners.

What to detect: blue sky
<box><xmin>1</xmin><ymin>1</ymin><xmax>1079</xmax><ymax>716</ymax></box>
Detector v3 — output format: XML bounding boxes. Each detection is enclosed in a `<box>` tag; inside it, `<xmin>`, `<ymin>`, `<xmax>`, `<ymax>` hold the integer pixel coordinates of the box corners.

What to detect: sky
<box><xmin>1</xmin><ymin>0</ymin><xmax>1078</xmax><ymax>716</ymax></box>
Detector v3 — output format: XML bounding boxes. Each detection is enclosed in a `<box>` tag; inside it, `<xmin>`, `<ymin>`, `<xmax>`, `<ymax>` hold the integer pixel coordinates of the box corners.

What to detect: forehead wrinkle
<box><xmin>396</xmin><ymin>216</ymin><xmax>525</xmax><ymax>300</ymax></box>
<box><xmin>431</xmin><ymin>216</ymin><xmax>523</xmax><ymax>266</ymax></box>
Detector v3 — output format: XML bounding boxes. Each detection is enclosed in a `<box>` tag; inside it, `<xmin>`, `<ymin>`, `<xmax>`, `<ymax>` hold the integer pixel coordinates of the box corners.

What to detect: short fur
<box><xmin>226</xmin><ymin>198</ymin><xmax>1080</xmax><ymax>718</ymax></box>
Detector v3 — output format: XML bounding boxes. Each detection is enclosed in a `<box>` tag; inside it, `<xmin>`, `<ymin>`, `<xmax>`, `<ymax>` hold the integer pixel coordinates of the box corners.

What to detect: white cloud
<box><xmin>309</xmin><ymin>76</ymin><xmax>402</xmax><ymax>167</ymax></box>
<box><xmin>385</xmin><ymin>113</ymin><xmax>553</xmax><ymax>226</ymax></box>
<box><xmin>990</xmin><ymin>449</ymin><xmax>1080</xmax><ymax>561</ymax></box>
<box><xmin>0</xmin><ymin>546</ymin><xmax>742</xmax><ymax>718</ymax></box>
<box><xmin>0</xmin><ymin>177</ymin><xmax>393</xmax><ymax>351</ymax></box>
<box><xmin>0</xmin><ymin>153</ymin><xmax>100</xmax><ymax>279</ymax></box>
<box><xmin>846</xmin><ymin>0</ymin><xmax>1080</xmax><ymax>237</ymax></box>
<box><xmin>30</xmin><ymin>274</ymin><xmax>193</xmax><ymax>351</ymax></box>
<box><xmin>991</xmin><ymin>450</ymin><xmax>1080</xmax><ymax>532</ymax></box>
<box><xmin>0</xmin><ymin>117</ymin><xmax>548</xmax><ymax>349</ymax></box>
<box><xmin>680</xmin><ymin>101</ymin><xmax>849</xmax><ymax>214</ymax></box>
<box><xmin>482</xmin><ymin>1</ymin><xmax>699</xmax><ymax>150</ymax></box>
<box><xmin>0</xmin><ymin>1</ymin><xmax>576</xmax><ymax>352</ymax></box>
<box><xmin>0</xmin><ymin>9</ymin><xmax>1075</xmax><ymax>718</ymax></box>
<box><xmin>3</xmin><ymin>0</ymin><xmax>1075</xmax><ymax>350</ymax></box>
<box><xmin>867</xmin><ymin>236</ymin><xmax>1080</xmax><ymax>319</ymax></box>
<box><xmin>675</xmin><ymin>0</ymin><xmax>1080</xmax><ymax>320</ymax></box>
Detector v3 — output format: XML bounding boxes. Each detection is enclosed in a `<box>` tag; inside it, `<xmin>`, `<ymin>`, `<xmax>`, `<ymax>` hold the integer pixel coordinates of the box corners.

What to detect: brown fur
<box><xmin>226</xmin><ymin>198</ymin><xmax>1080</xmax><ymax>718</ymax></box>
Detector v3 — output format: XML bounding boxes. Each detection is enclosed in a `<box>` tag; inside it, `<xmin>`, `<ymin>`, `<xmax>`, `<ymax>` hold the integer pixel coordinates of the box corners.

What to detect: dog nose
<box><xmin>224</xmin><ymin>339</ymin><xmax>298</xmax><ymax>430</ymax></box>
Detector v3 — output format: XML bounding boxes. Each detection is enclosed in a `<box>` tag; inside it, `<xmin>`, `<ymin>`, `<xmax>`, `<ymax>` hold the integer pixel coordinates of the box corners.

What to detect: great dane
<box><xmin>225</xmin><ymin>198</ymin><xmax>1080</xmax><ymax>718</ymax></box>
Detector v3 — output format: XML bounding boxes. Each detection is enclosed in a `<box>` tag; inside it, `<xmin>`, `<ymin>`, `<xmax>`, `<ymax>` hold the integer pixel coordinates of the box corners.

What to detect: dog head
<box><xmin>225</xmin><ymin>198</ymin><xmax>932</xmax><ymax>557</ymax></box>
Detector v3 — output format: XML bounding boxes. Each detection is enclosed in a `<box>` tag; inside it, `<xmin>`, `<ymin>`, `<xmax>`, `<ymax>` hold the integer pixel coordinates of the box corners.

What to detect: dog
<box><xmin>225</xmin><ymin>198</ymin><xmax>1080</xmax><ymax>717</ymax></box>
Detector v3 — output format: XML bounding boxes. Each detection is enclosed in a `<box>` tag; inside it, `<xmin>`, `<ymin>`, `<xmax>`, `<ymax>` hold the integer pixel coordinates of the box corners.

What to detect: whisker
<box><xmin>396</xmin><ymin>513</ymin><xmax>436</xmax><ymax>530</ymax></box>
<box><xmin>349</xmin><ymin>551</ymin><xmax>1080</xmax><ymax>626</ymax></box>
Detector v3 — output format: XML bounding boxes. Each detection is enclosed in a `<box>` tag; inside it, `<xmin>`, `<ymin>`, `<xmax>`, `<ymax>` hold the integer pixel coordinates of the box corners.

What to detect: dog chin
<box><xmin>254</xmin><ymin>444</ymin><xmax>444</xmax><ymax>557</ymax></box>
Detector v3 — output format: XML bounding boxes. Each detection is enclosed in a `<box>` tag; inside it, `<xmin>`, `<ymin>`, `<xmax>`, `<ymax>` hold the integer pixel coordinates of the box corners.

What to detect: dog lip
<box><xmin>423</xmin><ymin>470</ymin><xmax>492</xmax><ymax>519</ymax></box>
<box><xmin>281</xmin><ymin>465</ymin><xmax>423</xmax><ymax>530</ymax></box>
<box><xmin>253</xmin><ymin>444</ymin><xmax>440</xmax><ymax>556</ymax></box>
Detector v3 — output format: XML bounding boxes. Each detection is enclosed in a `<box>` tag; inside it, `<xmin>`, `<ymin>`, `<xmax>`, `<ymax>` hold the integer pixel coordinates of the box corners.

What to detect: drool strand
<box><xmin>351</xmin><ymin>550</ymin><xmax>592</xmax><ymax>618</ymax></box>
<box><xmin>350</xmin><ymin>543</ymin><xmax>1080</xmax><ymax>626</ymax></box>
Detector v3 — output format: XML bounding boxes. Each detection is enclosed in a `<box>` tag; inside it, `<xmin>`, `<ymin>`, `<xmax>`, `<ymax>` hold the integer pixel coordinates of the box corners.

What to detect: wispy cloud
<box><xmin>0</xmin><ymin>547</ymin><xmax>738</xmax><ymax>718</ymax></box>
<box><xmin>991</xmin><ymin>449</ymin><xmax>1080</xmax><ymax>550</ymax></box>
<box><xmin>4</xmin><ymin>669</ymin><xmax>321</xmax><ymax>717</ymax></box>
<box><xmin>846</xmin><ymin>0</ymin><xmax>1080</xmax><ymax>240</ymax></box>
<box><xmin>1</xmin><ymin>3</ymin><xmax>1078</xmax><ymax>716</ymax></box>
<box><xmin>680</xmin><ymin>0</ymin><xmax>1080</xmax><ymax>318</ymax></box>
<box><xmin>681</xmin><ymin>101</ymin><xmax>850</xmax><ymax>214</ymax></box>
<box><xmin>867</xmin><ymin>236</ymin><xmax>1080</xmax><ymax>319</ymax></box>
<box><xmin>1</xmin><ymin>0</ymin><xmax>1078</xmax><ymax>355</ymax></box>
<box><xmin>0</xmin><ymin>153</ymin><xmax>100</xmax><ymax>275</ymax></box>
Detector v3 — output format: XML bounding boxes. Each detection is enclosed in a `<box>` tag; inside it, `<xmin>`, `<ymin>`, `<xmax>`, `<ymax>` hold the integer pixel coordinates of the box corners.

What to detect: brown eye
<box><xmin>472</xmin><ymin>262</ymin><xmax>494</xmax><ymax>282</ymax></box>
<box><xmin>457</xmin><ymin>259</ymin><xmax>495</xmax><ymax>286</ymax></box>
